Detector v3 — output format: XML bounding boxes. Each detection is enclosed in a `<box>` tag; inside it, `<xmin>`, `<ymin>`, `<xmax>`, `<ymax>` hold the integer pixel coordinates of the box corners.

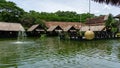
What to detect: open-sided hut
<box><xmin>27</xmin><ymin>24</ymin><xmax>46</xmax><ymax>37</ymax></box>
<box><xmin>47</xmin><ymin>25</ymin><xmax>63</xmax><ymax>36</ymax></box>
<box><xmin>0</xmin><ymin>22</ymin><xmax>25</xmax><ymax>38</ymax></box>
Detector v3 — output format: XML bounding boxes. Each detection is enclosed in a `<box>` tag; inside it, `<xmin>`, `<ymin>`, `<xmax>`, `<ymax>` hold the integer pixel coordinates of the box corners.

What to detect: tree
<box><xmin>105</xmin><ymin>14</ymin><xmax>113</xmax><ymax>27</ymax></box>
<box><xmin>105</xmin><ymin>14</ymin><xmax>118</xmax><ymax>37</ymax></box>
<box><xmin>34</xmin><ymin>19</ymin><xmax>46</xmax><ymax>29</ymax></box>
<box><xmin>38</xmin><ymin>10</ymin><xmax>95</xmax><ymax>22</ymax></box>
<box><xmin>79</xmin><ymin>13</ymin><xmax>95</xmax><ymax>22</ymax></box>
<box><xmin>0</xmin><ymin>0</ymin><xmax>24</xmax><ymax>22</ymax></box>
<box><xmin>21</xmin><ymin>10</ymin><xmax>46</xmax><ymax>28</ymax></box>
<box><xmin>111</xmin><ymin>19</ymin><xmax>119</xmax><ymax>33</ymax></box>
<box><xmin>0</xmin><ymin>0</ymin><xmax>96</xmax><ymax>28</ymax></box>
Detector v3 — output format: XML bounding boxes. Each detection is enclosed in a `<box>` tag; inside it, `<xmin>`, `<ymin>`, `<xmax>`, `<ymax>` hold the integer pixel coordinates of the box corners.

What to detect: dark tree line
<box><xmin>0</xmin><ymin>0</ymin><xmax>96</xmax><ymax>28</ymax></box>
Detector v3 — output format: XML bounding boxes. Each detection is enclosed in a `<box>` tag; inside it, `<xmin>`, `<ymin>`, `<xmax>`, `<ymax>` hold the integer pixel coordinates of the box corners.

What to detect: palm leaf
<box><xmin>92</xmin><ymin>0</ymin><xmax>120</xmax><ymax>6</ymax></box>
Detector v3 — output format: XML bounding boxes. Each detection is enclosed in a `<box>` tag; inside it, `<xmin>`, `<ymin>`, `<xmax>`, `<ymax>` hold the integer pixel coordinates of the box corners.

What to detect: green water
<box><xmin>0</xmin><ymin>37</ymin><xmax>120</xmax><ymax>68</ymax></box>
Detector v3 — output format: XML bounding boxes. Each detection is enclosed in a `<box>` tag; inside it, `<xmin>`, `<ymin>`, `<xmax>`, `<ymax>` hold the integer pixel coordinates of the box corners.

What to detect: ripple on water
<box><xmin>1</xmin><ymin>37</ymin><xmax>120</xmax><ymax>68</ymax></box>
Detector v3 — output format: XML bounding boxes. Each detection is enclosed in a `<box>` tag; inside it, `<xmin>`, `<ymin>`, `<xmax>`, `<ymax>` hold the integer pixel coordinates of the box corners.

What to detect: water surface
<box><xmin>0</xmin><ymin>37</ymin><xmax>120</xmax><ymax>68</ymax></box>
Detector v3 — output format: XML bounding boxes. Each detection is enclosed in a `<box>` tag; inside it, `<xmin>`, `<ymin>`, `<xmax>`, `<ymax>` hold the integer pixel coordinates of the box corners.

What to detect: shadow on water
<box><xmin>0</xmin><ymin>37</ymin><xmax>120</xmax><ymax>68</ymax></box>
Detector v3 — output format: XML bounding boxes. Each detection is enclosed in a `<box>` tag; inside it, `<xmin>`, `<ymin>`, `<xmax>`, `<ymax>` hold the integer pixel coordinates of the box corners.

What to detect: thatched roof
<box><xmin>45</xmin><ymin>22</ymin><xmax>82</xmax><ymax>29</ymax></box>
<box><xmin>92</xmin><ymin>0</ymin><xmax>120</xmax><ymax>6</ymax></box>
<box><xmin>0</xmin><ymin>22</ymin><xmax>25</xmax><ymax>31</ymax></box>
<box><xmin>80</xmin><ymin>25</ymin><xmax>105</xmax><ymax>31</ymax></box>
<box><xmin>47</xmin><ymin>25</ymin><xmax>62</xmax><ymax>32</ymax></box>
<box><xmin>27</xmin><ymin>24</ymin><xmax>39</xmax><ymax>31</ymax></box>
<box><xmin>63</xmin><ymin>26</ymin><xmax>76</xmax><ymax>32</ymax></box>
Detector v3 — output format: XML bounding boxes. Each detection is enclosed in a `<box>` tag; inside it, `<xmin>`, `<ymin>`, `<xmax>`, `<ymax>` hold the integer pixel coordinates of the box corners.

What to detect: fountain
<box><xmin>16</xmin><ymin>31</ymin><xmax>26</xmax><ymax>44</ymax></box>
<box><xmin>15</xmin><ymin>31</ymin><xmax>27</xmax><ymax>44</ymax></box>
<box><xmin>10</xmin><ymin>31</ymin><xmax>35</xmax><ymax>45</ymax></box>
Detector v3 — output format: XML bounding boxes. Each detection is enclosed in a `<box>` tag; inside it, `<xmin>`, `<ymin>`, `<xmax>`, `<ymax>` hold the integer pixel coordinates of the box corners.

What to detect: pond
<box><xmin>0</xmin><ymin>37</ymin><xmax>120</xmax><ymax>68</ymax></box>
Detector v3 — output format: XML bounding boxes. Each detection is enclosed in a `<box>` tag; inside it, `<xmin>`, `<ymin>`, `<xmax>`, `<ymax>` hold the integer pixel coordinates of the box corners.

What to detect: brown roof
<box><xmin>0</xmin><ymin>22</ymin><xmax>25</xmax><ymax>31</ymax></box>
<box><xmin>80</xmin><ymin>25</ymin><xmax>105</xmax><ymax>31</ymax></box>
<box><xmin>45</xmin><ymin>22</ymin><xmax>82</xmax><ymax>29</ymax></box>
<box><xmin>86</xmin><ymin>15</ymin><xmax>108</xmax><ymax>25</ymax></box>
<box><xmin>27</xmin><ymin>24</ymin><xmax>39</xmax><ymax>31</ymax></box>
<box><xmin>47</xmin><ymin>25</ymin><xmax>62</xmax><ymax>31</ymax></box>
<box><xmin>63</xmin><ymin>26</ymin><xmax>76</xmax><ymax>32</ymax></box>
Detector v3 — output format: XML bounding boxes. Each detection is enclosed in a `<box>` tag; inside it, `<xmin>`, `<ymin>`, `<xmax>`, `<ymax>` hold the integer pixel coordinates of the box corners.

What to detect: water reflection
<box><xmin>0</xmin><ymin>37</ymin><xmax>120</xmax><ymax>68</ymax></box>
<box><xmin>11</xmin><ymin>41</ymin><xmax>35</xmax><ymax>45</ymax></box>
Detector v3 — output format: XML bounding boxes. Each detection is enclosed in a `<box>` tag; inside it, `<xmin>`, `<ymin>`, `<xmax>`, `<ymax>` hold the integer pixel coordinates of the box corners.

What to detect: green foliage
<box><xmin>111</xmin><ymin>27</ymin><xmax>118</xmax><ymax>33</ymax></box>
<box><xmin>39</xmin><ymin>11</ymin><xmax>95</xmax><ymax>22</ymax></box>
<box><xmin>0</xmin><ymin>0</ymin><xmax>24</xmax><ymax>22</ymax></box>
<box><xmin>111</xmin><ymin>19</ymin><xmax>118</xmax><ymax>27</ymax></box>
<box><xmin>105</xmin><ymin>14</ymin><xmax>118</xmax><ymax>33</ymax></box>
<box><xmin>105</xmin><ymin>14</ymin><xmax>113</xmax><ymax>27</ymax></box>
<box><xmin>40</xmin><ymin>34</ymin><xmax>46</xmax><ymax>41</ymax></box>
<box><xmin>80</xmin><ymin>13</ymin><xmax>95</xmax><ymax>22</ymax></box>
<box><xmin>111</xmin><ymin>19</ymin><xmax>118</xmax><ymax>33</ymax></box>
<box><xmin>21</xmin><ymin>10</ymin><xmax>46</xmax><ymax>29</ymax></box>
<box><xmin>0</xmin><ymin>0</ymin><xmax>96</xmax><ymax>28</ymax></box>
